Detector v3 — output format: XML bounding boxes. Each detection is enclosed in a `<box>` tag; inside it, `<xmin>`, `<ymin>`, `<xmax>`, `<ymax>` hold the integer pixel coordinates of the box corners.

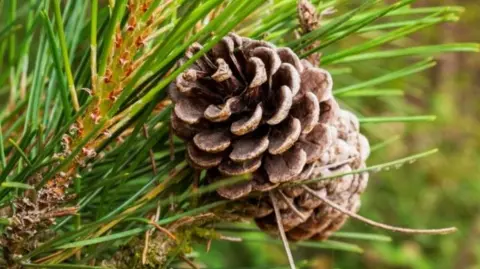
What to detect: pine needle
<box><xmin>296</xmin><ymin>148</ymin><xmax>439</xmax><ymax>185</ymax></box>
<box><xmin>270</xmin><ymin>191</ymin><xmax>297</xmax><ymax>269</ymax></box>
<box><xmin>52</xmin><ymin>0</ymin><xmax>80</xmax><ymax>111</ymax></box>
<box><xmin>302</xmin><ymin>185</ymin><xmax>457</xmax><ymax>235</ymax></box>
<box><xmin>359</xmin><ymin>115</ymin><xmax>437</xmax><ymax>124</ymax></box>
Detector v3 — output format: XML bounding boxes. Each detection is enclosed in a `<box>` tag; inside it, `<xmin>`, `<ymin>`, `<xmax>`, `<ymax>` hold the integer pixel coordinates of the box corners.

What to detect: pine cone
<box><xmin>170</xmin><ymin>33</ymin><xmax>370</xmax><ymax>240</ymax></box>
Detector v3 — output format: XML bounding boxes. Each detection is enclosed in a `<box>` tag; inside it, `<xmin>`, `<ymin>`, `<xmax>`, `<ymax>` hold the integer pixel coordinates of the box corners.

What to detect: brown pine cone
<box><xmin>170</xmin><ymin>33</ymin><xmax>370</xmax><ymax>240</ymax></box>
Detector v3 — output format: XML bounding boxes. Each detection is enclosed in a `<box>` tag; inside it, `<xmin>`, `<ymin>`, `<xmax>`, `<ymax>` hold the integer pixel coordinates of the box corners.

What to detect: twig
<box><xmin>143</xmin><ymin>124</ymin><xmax>158</xmax><ymax>175</ymax></box>
<box><xmin>180</xmin><ymin>255</ymin><xmax>200</xmax><ymax>269</ymax></box>
<box><xmin>142</xmin><ymin>215</ymin><xmax>154</xmax><ymax>265</ymax></box>
<box><xmin>141</xmin><ymin>234</ymin><xmax>149</xmax><ymax>265</ymax></box>
<box><xmin>43</xmin><ymin>207</ymin><xmax>78</xmax><ymax>219</ymax></box>
<box><xmin>143</xmin><ymin>203</ymin><xmax>165</xmax><ymax>264</ymax></box>
<box><xmin>149</xmin><ymin>221</ymin><xmax>177</xmax><ymax>241</ymax></box>
<box><xmin>33</xmin><ymin>250</ymin><xmax>64</xmax><ymax>264</ymax></box>
<box><xmin>219</xmin><ymin>235</ymin><xmax>243</xmax><ymax>242</ymax></box>
<box><xmin>169</xmin><ymin>124</ymin><xmax>175</xmax><ymax>161</ymax></box>
<box><xmin>277</xmin><ymin>190</ymin><xmax>307</xmax><ymax>221</ymax></box>
<box><xmin>206</xmin><ymin>239</ymin><xmax>212</xmax><ymax>252</ymax></box>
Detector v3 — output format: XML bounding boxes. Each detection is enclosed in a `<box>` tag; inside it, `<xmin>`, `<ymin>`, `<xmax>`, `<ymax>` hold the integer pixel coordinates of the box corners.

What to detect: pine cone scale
<box><xmin>292</xmin><ymin>92</ymin><xmax>320</xmax><ymax>134</ymax></box>
<box><xmin>218</xmin><ymin>158</ymin><xmax>262</xmax><ymax>176</ymax></box>
<box><xmin>203</xmin><ymin>96</ymin><xmax>241</xmax><ymax>122</ymax></box>
<box><xmin>265</xmin><ymin>147</ymin><xmax>307</xmax><ymax>183</ymax></box>
<box><xmin>187</xmin><ymin>143</ymin><xmax>222</xmax><ymax>169</ymax></box>
<box><xmin>266</xmin><ymin>85</ymin><xmax>293</xmax><ymax>125</ymax></box>
<box><xmin>268</xmin><ymin>117</ymin><xmax>301</xmax><ymax>155</ymax></box>
<box><xmin>246</xmin><ymin>57</ymin><xmax>268</xmax><ymax>88</ymax></box>
<box><xmin>229</xmin><ymin>134</ymin><xmax>269</xmax><ymax>162</ymax></box>
<box><xmin>174</xmin><ymin>97</ymin><xmax>208</xmax><ymax>124</ymax></box>
<box><xmin>193</xmin><ymin>130</ymin><xmax>231</xmax><ymax>153</ymax></box>
<box><xmin>230</xmin><ymin>103</ymin><xmax>263</xmax><ymax>135</ymax></box>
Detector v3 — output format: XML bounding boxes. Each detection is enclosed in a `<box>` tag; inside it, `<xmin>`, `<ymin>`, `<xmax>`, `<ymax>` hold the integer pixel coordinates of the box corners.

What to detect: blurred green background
<box><xmin>197</xmin><ymin>1</ymin><xmax>480</xmax><ymax>268</ymax></box>
<box><xmin>0</xmin><ymin>0</ymin><xmax>478</xmax><ymax>268</ymax></box>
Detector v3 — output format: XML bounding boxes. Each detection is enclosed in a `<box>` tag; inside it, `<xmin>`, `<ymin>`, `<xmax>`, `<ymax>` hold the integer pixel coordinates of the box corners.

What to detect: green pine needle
<box><xmin>340</xmin><ymin>89</ymin><xmax>404</xmax><ymax>97</ymax></box>
<box><xmin>52</xmin><ymin>0</ymin><xmax>80</xmax><ymax>111</ymax></box>
<box><xmin>334</xmin><ymin>58</ymin><xmax>436</xmax><ymax>95</ymax></box>
<box><xmin>245</xmin><ymin>238</ymin><xmax>363</xmax><ymax>253</ymax></box>
<box><xmin>331</xmin><ymin>43</ymin><xmax>479</xmax><ymax>63</ymax></box>
<box><xmin>298</xmin><ymin>148</ymin><xmax>439</xmax><ymax>185</ymax></box>
<box><xmin>1</xmin><ymin>181</ymin><xmax>34</xmax><ymax>190</ymax></box>
<box><xmin>330</xmin><ymin>232</ymin><xmax>392</xmax><ymax>242</ymax></box>
<box><xmin>8</xmin><ymin>138</ymin><xmax>32</xmax><ymax>166</ymax></box>
<box><xmin>0</xmin><ymin>121</ymin><xmax>6</xmax><ymax>169</ymax></box>
<box><xmin>370</xmin><ymin>135</ymin><xmax>402</xmax><ymax>152</ymax></box>
<box><xmin>22</xmin><ymin>264</ymin><xmax>105</xmax><ymax>269</ymax></box>
<box><xmin>359</xmin><ymin>115</ymin><xmax>437</xmax><ymax>124</ymax></box>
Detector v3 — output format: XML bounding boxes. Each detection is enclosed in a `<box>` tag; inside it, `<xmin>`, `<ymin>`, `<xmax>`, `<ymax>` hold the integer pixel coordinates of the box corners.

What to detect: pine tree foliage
<box><xmin>0</xmin><ymin>0</ymin><xmax>477</xmax><ymax>268</ymax></box>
